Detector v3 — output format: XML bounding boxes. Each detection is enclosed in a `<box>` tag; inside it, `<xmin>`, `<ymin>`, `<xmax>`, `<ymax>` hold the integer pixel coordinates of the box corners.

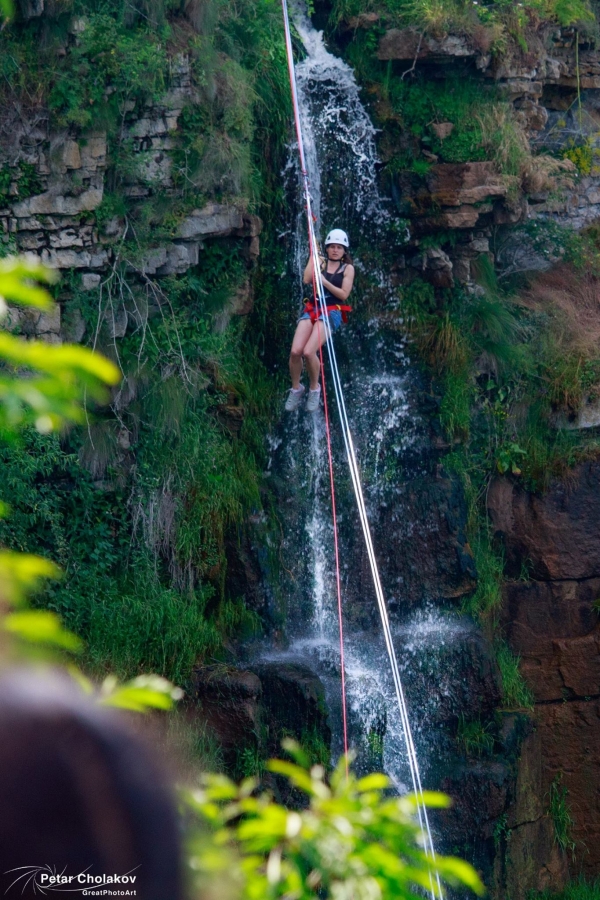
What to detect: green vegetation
<box><xmin>164</xmin><ymin>711</ymin><xmax>226</xmax><ymax>774</ymax></box>
<box><xmin>493</xmin><ymin>812</ymin><xmax>511</xmax><ymax>848</ymax></box>
<box><xmin>331</xmin><ymin>0</ymin><xmax>592</xmax><ymax>39</ymax></box>
<box><xmin>0</xmin><ymin>0</ymin><xmax>292</xmax><ymax>686</ymax></box>
<box><xmin>298</xmin><ymin>724</ymin><xmax>331</xmax><ymax>768</ymax></box>
<box><xmin>0</xmin><ymin>255</ymin><xmax>182</xmax><ymax>714</ymax></box>
<box><xmin>456</xmin><ymin>714</ymin><xmax>495</xmax><ymax>757</ymax></box>
<box><xmin>369</xmin><ymin>72</ymin><xmax>528</xmax><ymax>175</ymax></box>
<box><xmin>495</xmin><ymin>642</ymin><xmax>534</xmax><ymax>709</ymax></box>
<box><xmin>0</xmin><ymin>161</ymin><xmax>43</xmax><ymax>206</ymax></box>
<box><xmin>530</xmin><ymin>878</ymin><xmax>600</xmax><ymax>900</ymax></box>
<box><xmin>0</xmin><ymin>0</ymin><xmax>289</xmax><ymax>208</ymax></box>
<box><xmin>186</xmin><ymin>743</ymin><xmax>485</xmax><ymax>900</ymax></box>
<box><xmin>0</xmin><ymin>297</ymin><xmax>274</xmax><ymax>684</ymax></box>
<box><xmin>398</xmin><ymin>241</ymin><xmax>600</xmax><ymax>703</ymax></box>
<box><xmin>548</xmin><ymin>773</ymin><xmax>577</xmax><ymax>856</ymax></box>
<box><xmin>367</xmin><ymin>728</ymin><xmax>385</xmax><ymax>759</ymax></box>
<box><xmin>234</xmin><ymin>744</ymin><xmax>266</xmax><ymax>780</ymax></box>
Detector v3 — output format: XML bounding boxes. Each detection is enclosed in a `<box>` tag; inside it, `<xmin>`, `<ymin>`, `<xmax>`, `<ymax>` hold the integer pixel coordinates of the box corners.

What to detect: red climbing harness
<box><xmin>303</xmin><ymin>300</ymin><xmax>353</xmax><ymax>323</ymax></box>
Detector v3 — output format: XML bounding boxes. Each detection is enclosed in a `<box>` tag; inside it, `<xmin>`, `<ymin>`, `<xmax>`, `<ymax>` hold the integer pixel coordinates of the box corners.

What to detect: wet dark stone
<box><xmin>189</xmin><ymin>663</ymin><xmax>331</xmax><ymax>778</ymax></box>
<box><xmin>189</xmin><ymin>666</ymin><xmax>262</xmax><ymax>769</ymax></box>
<box><xmin>400</xmin><ymin>629</ymin><xmax>502</xmax><ymax>729</ymax></box>
<box><xmin>488</xmin><ymin>463</ymin><xmax>600</xmax><ymax>580</ymax></box>
<box><xmin>249</xmin><ymin>662</ymin><xmax>331</xmax><ymax>758</ymax></box>
<box><xmin>435</xmin><ymin>759</ymin><xmax>512</xmax><ymax>879</ymax></box>
<box><xmin>339</xmin><ymin>475</ymin><xmax>476</xmax><ymax>634</ymax></box>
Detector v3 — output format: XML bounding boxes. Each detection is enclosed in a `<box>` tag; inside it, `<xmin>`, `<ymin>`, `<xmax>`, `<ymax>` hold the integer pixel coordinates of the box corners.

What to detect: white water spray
<box><xmin>280</xmin><ymin>2</ymin><xmax>445</xmax><ymax>896</ymax></box>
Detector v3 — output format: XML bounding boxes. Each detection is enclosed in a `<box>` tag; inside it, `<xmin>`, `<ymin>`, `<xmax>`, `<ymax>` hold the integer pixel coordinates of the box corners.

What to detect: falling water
<box><xmin>262</xmin><ymin>2</ymin><xmax>471</xmax><ymax>790</ymax></box>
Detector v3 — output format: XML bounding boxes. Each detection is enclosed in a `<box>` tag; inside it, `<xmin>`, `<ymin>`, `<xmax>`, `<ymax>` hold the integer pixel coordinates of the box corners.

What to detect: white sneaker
<box><xmin>285</xmin><ymin>385</ymin><xmax>305</xmax><ymax>411</ymax></box>
<box><xmin>306</xmin><ymin>385</ymin><xmax>321</xmax><ymax>412</ymax></box>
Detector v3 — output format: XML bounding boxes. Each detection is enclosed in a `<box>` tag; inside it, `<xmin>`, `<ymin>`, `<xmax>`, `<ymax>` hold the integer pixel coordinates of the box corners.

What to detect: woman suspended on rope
<box><xmin>285</xmin><ymin>229</ymin><xmax>355</xmax><ymax>413</ymax></box>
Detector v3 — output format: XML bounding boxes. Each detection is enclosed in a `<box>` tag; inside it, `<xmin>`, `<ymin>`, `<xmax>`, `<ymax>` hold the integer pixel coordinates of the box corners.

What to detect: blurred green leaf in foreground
<box><xmin>185</xmin><ymin>739</ymin><xmax>485</xmax><ymax>900</ymax></box>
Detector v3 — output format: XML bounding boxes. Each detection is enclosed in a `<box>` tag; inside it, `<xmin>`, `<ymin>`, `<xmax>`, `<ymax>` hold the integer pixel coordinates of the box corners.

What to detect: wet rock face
<box><xmin>403</xmin><ymin>630</ymin><xmax>501</xmax><ymax>727</ymax></box>
<box><xmin>502</xmin><ymin>579</ymin><xmax>600</xmax><ymax>702</ymax></box>
<box><xmin>357</xmin><ymin>467</ymin><xmax>476</xmax><ymax>620</ymax></box>
<box><xmin>189</xmin><ymin>667</ymin><xmax>263</xmax><ymax>769</ymax></box>
<box><xmin>496</xmin><ymin>721</ymin><xmax>569</xmax><ymax>897</ymax></box>
<box><xmin>438</xmin><ymin>759</ymin><xmax>512</xmax><ymax>872</ymax></box>
<box><xmin>488</xmin><ymin>463</ymin><xmax>600</xmax><ymax>580</ymax></box>
<box><xmin>189</xmin><ymin>663</ymin><xmax>330</xmax><ymax>773</ymax></box>
<box><xmin>536</xmin><ymin>700</ymin><xmax>600</xmax><ymax>871</ymax></box>
<box><xmin>249</xmin><ymin>662</ymin><xmax>331</xmax><ymax>758</ymax></box>
<box><xmin>486</xmin><ymin>461</ymin><xmax>600</xmax><ymax>879</ymax></box>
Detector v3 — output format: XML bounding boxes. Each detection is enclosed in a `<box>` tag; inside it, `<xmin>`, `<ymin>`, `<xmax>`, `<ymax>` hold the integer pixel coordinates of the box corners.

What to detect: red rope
<box><xmin>313</xmin><ymin>267</ymin><xmax>349</xmax><ymax>777</ymax></box>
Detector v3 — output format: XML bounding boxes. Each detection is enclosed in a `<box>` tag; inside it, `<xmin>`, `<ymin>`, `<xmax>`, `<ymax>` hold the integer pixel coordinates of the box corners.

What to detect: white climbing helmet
<box><xmin>324</xmin><ymin>228</ymin><xmax>349</xmax><ymax>248</ymax></box>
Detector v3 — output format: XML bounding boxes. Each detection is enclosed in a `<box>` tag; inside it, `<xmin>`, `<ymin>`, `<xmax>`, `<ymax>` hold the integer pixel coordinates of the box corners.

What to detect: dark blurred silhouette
<box><xmin>0</xmin><ymin>669</ymin><xmax>183</xmax><ymax>900</ymax></box>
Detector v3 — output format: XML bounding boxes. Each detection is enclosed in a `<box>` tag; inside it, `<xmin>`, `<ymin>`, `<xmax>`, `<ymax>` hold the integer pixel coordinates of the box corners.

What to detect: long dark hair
<box><xmin>0</xmin><ymin>670</ymin><xmax>182</xmax><ymax>900</ymax></box>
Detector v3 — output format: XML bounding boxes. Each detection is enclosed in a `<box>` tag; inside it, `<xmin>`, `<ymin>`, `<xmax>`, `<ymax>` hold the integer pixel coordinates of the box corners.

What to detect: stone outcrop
<box><xmin>487</xmin><ymin>463</ymin><xmax>600</xmax><ymax>580</ymax></box>
<box><xmin>189</xmin><ymin>666</ymin><xmax>263</xmax><ymax>768</ymax></box>
<box><xmin>377</xmin><ymin>28</ymin><xmax>487</xmax><ymax>65</ymax></box>
<box><xmin>395</xmin><ymin>162</ymin><xmax>518</xmax><ymax>287</ymax></box>
<box><xmin>189</xmin><ymin>663</ymin><xmax>330</xmax><ymax>773</ymax></box>
<box><xmin>0</xmin><ymin>53</ymin><xmax>261</xmax><ymax>344</ymax></box>
<box><xmin>374</xmin><ymin>25</ymin><xmax>600</xmax><ymax>287</ymax></box>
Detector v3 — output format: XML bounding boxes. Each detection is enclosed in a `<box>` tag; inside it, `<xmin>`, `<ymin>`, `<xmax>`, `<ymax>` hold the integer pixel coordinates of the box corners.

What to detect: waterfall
<box><xmin>262</xmin><ymin>2</ymin><xmax>467</xmax><ymax>798</ymax></box>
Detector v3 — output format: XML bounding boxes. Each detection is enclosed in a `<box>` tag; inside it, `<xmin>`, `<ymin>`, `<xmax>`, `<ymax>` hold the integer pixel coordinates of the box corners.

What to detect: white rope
<box><xmin>281</xmin><ymin>3</ymin><xmax>444</xmax><ymax>896</ymax></box>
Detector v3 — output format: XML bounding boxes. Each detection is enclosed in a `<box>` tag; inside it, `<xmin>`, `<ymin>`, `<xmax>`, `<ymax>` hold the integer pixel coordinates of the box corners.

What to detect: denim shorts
<box><xmin>299</xmin><ymin>309</ymin><xmax>342</xmax><ymax>332</ymax></box>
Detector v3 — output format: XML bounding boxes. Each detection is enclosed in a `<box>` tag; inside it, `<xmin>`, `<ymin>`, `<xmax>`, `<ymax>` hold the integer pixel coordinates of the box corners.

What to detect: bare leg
<box><xmin>302</xmin><ymin>320</ymin><xmax>330</xmax><ymax>391</ymax></box>
<box><xmin>289</xmin><ymin>319</ymin><xmax>314</xmax><ymax>388</ymax></box>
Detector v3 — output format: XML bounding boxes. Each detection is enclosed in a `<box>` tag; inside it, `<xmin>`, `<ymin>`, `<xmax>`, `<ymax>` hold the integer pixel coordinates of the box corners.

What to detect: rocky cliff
<box><xmin>490</xmin><ymin>463</ymin><xmax>600</xmax><ymax>877</ymax></box>
<box><xmin>1</xmin><ymin>51</ymin><xmax>261</xmax><ymax>343</ymax></box>
<box><xmin>331</xmin><ymin>12</ymin><xmax>600</xmax><ymax>894</ymax></box>
<box><xmin>1</xmin><ymin>2</ymin><xmax>600</xmax><ymax>896</ymax></box>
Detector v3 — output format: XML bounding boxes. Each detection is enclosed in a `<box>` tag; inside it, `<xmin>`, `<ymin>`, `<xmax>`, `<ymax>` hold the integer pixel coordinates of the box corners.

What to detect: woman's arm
<box><xmin>321</xmin><ymin>265</ymin><xmax>355</xmax><ymax>301</ymax></box>
<box><xmin>303</xmin><ymin>257</ymin><xmax>314</xmax><ymax>284</ymax></box>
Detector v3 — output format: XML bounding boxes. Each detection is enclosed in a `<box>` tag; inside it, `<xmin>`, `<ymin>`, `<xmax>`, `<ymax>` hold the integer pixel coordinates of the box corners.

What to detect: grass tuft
<box><xmin>495</xmin><ymin>642</ymin><xmax>534</xmax><ymax>710</ymax></box>
<box><xmin>548</xmin><ymin>773</ymin><xmax>577</xmax><ymax>856</ymax></box>
<box><xmin>456</xmin><ymin>715</ymin><xmax>495</xmax><ymax>758</ymax></box>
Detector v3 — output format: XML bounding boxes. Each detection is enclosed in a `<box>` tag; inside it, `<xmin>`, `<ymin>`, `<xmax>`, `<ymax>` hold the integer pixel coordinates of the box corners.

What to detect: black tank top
<box><xmin>322</xmin><ymin>262</ymin><xmax>346</xmax><ymax>304</ymax></box>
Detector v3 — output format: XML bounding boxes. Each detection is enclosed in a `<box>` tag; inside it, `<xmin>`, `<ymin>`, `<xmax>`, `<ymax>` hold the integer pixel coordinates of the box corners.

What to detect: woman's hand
<box><xmin>303</xmin><ymin>256</ymin><xmax>314</xmax><ymax>284</ymax></box>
